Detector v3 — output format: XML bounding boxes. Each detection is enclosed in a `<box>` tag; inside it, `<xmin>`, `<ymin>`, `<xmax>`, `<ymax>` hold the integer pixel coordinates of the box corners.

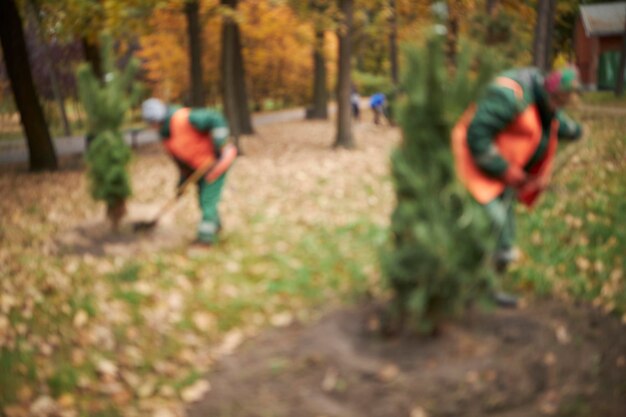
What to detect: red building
<box><xmin>574</xmin><ymin>2</ymin><xmax>626</xmax><ymax>90</ymax></box>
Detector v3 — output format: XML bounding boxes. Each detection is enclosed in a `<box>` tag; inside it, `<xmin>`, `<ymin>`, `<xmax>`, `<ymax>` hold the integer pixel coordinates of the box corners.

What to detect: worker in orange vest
<box><xmin>142</xmin><ymin>98</ymin><xmax>237</xmax><ymax>246</ymax></box>
<box><xmin>452</xmin><ymin>67</ymin><xmax>582</xmax><ymax>273</ymax></box>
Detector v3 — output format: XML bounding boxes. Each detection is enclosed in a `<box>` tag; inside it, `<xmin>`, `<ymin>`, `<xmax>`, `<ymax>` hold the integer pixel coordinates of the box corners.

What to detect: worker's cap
<box><xmin>141</xmin><ymin>98</ymin><xmax>167</xmax><ymax>123</ymax></box>
<box><xmin>544</xmin><ymin>66</ymin><xmax>581</xmax><ymax>94</ymax></box>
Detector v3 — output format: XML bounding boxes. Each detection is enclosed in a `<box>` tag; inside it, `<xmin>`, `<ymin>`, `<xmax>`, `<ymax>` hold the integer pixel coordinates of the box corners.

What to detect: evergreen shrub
<box><xmin>76</xmin><ymin>34</ymin><xmax>141</xmax><ymax>229</ymax></box>
<box><xmin>381</xmin><ymin>36</ymin><xmax>499</xmax><ymax>334</ymax></box>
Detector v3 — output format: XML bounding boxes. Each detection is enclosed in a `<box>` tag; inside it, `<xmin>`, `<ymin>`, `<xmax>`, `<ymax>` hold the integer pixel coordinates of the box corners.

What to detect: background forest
<box><xmin>1</xmin><ymin>0</ymin><xmax>612</xmax><ymax>156</ymax></box>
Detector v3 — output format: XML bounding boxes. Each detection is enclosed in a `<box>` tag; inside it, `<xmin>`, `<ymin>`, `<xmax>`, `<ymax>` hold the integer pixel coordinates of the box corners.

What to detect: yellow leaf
<box><xmin>180</xmin><ymin>379</ymin><xmax>211</xmax><ymax>403</ymax></box>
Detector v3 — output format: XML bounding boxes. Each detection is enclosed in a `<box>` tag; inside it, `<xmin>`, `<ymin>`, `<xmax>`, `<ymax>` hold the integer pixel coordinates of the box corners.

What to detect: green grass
<box><xmin>510</xmin><ymin>111</ymin><xmax>626</xmax><ymax>317</ymax></box>
<box><xmin>582</xmin><ymin>91</ymin><xmax>626</xmax><ymax>108</ymax></box>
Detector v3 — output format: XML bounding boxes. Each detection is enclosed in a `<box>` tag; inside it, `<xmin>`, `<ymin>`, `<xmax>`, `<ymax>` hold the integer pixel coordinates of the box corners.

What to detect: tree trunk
<box><xmin>28</xmin><ymin>0</ymin><xmax>71</xmax><ymax>137</ymax></box>
<box><xmin>221</xmin><ymin>21</ymin><xmax>240</xmax><ymax>144</ymax></box>
<box><xmin>445</xmin><ymin>0</ymin><xmax>459</xmax><ymax>68</ymax></box>
<box><xmin>533</xmin><ymin>0</ymin><xmax>556</xmax><ymax>71</ymax></box>
<box><xmin>185</xmin><ymin>0</ymin><xmax>204</xmax><ymax>107</ymax></box>
<box><xmin>0</xmin><ymin>0</ymin><xmax>57</xmax><ymax>170</ymax></box>
<box><xmin>82</xmin><ymin>37</ymin><xmax>103</xmax><ymax>81</ymax></box>
<box><xmin>389</xmin><ymin>0</ymin><xmax>399</xmax><ymax>85</ymax></box>
<box><xmin>232</xmin><ymin>20</ymin><xmax>253</xmax><ymax>134</ymax></box>
<box><xmin>545</xmin><ymin>0</ymin><xmax>556</xmax><ymax>70</ymax></box>
<box><xmin>333</xmin><ymin>0</ymin><xmax>354</xmax><ymax>149</ymax></box>
<box><xmin>485</xmin><ymin>0</ymin><xmax>499</xmax><ymax>45</ymax></box>
<box><xmin>614</xmin><ymin>11</ymin><xmax>626</xmax><ymax>96</ymax></box>
<box><xmin>308</xmin><ymin>28</ymin><xmax>328</xmax><ymax>119</ymax></box>
<box><xmin>220</xmin><ymin>0</ymin><xmax>253</xmax><ymax>143</ymax></box>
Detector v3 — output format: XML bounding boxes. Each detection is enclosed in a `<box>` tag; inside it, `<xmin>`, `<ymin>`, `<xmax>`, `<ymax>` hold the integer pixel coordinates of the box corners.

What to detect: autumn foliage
<box><xmin>136</xmin><ymin>1</ymin><xmax>332</xmax><ymax>108</ymax></box>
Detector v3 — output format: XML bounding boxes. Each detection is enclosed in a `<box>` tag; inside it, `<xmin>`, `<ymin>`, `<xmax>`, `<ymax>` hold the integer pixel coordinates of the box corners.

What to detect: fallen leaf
<box><xmin>96</xmin><ymin>359</ymin><xmax>118</xmax><ymax>378</ymax></box>
<box><xmin>73</xmin><ymin>310</ymin><xmax>89</xmax><ymax>328</ymax></box>
<box><xmin>555</xmin><ymin>325</ymin><xmax>570</xmax><ymax>345</ymax></box>
<box><xmin>180</xmin><ymin>379</ymin><xmax>211</xmax><ymax>403</ymax></box>
<box><xmin>539</xmin><ymin>390</ymin><xmax>560</xmax><ymax>415</ymax></box>
<box><xmin>57</xmin><ymin>394</ymin><xmax>75</xmax><ymax>408</ymax></box>
<box><xmin>159</xmin><ymin>385</ymin><xmax>176</xmax><ymax>398</ymax></box>
<box><xmin>321</xmin><ymin>367</ymin><xmax>339</xmax><ymax>392</ymax></box>
<box><xmin>465</xmin><ymin>370</ymin><xmax>480</xmax><ymax>385</ymax></box>
<box><xmin>16</xmin><ymin>385</ymin><xmax>33</xmax><ymax>403</ymax></box>
<box><xmin>29</xmin><ymin>396</ymin><xmax>58</xmax><ymax>417</ymax></box>
<box><xmin>377</xmin><ymin>363</ymin><xmax>399</xmax><ymax>383</ymax></box>
<box><xmin>215</xmin><ymin>330</ymin><xmax>244</xmax><ymax>356</ymax></box>
<box><xmin>270</xmin><ymin>312</ymin><xmax>293</xmax><ymax>328</ymax></box>
<box><xmin>137</xmin><ymin>380</ymin><xmax>157</xmax><ymax>398</ymax></box>
<box><xmin>544</xmin><ymin>352</ymin><xmax>557</xmax><ymax>366</ymax></box>
<box><xmin>121</xmin><ymin>371</ymin><xmax>141</xmax><ymax>389</ymax></box>
<box><xmin>112</xmin><ymin>388</ymin><xmax>132</xmax><ymax>406</ymax></box>
<box><xmin>192</xmin><ymin>312</ymin><xmax>216</xmax><ymax>332</ymax></box>
<box><xmin>410</xmin><ymin>406</ymin><xmax>428</xmax><ymax>417</ymax></box>
<box><xmin>575</xmin><ymin>257</ymin><xmax>591</xmax><ymax>272</ymax></box>
<box><xmin>152</xmin><ymin>408</ymin><xmax>177</xmax><ymax>417</ymax></box>
<box><xmin>3</xmin><ymin>405</ymin><xmax>29</xmax><ymax>417</ymax></box>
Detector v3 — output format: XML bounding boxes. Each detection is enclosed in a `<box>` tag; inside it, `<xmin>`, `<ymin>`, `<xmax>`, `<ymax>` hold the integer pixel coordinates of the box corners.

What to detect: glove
<box><xmin>519</xmin><ymin>175</ymin><xmax>549</xmax><ymax>195</ymax></box>
<box><xmin>501</xmin><ymin>165</ymin><xmax>527</xmax><ymax>187</ymax></box>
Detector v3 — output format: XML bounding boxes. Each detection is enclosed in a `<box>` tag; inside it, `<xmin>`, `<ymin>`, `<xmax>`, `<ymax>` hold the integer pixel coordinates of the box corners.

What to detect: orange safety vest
<box><xmin>163</xmin><ymin>108</ymin><xmax>217</xmax><ymax>170</ymax></box>
<box><xmin>451</xmin><ymin>77</ymin><xmax>559</xmax><ymax>207</ymax></box>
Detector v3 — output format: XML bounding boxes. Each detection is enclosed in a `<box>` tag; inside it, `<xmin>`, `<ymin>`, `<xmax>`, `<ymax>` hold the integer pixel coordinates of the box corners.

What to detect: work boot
<box><xmin>493</xmin><ymin>247</ymin><xmax>521</xmax><ymax>273</ymax></box>
<box><xmin>492</xmin><ymin>291</ymin><xmax>518</xmax><ymax>309</ymax></box>
<box><xmin>197</xmin><ymin>220</ymin><xmax>219</xmax><ymax>245</ymax></box>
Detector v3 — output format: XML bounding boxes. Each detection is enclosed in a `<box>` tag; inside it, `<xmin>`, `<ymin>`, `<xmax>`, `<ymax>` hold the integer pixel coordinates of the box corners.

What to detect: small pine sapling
<box><xmin>76</xmin><ymin>33</ymin><xmax>142</xmax><ymax>230</ymax></box>
<box><xmin>381</xmin><ymin>36</ymin><xmax>499</xmax><ymax>335</ymax></box>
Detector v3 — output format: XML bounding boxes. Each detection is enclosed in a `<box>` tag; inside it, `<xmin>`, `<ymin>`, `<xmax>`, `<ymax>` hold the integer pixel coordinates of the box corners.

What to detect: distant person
<box><xmin>370</xmin><ymin>92</ymin><xmax>389</xmax><ymax>125</ymax></box>
<box><xmin>351</xmin><ymin>84</ymin><xmax>360</xmax><ymax>121</ymax></box>
<box><xmin>452</xmin><ymin>66</ymin><xmax>582</xmax><ymax>274</ymax></box>
<box><xmin>141</xmin><ymin>98</ymin><xmax>237</xmax><ymax>246</ymax></box>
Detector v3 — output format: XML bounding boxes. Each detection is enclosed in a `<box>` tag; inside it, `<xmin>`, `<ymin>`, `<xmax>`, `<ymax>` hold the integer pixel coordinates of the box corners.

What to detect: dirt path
<box><xmin>187</xmin><ymin>300</ymin><xmax>626</xmax><ymax>417</ymax></box>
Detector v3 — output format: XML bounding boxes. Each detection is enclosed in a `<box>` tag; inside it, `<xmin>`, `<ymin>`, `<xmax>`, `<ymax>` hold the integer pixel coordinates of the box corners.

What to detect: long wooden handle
<box><xmin>177</xmin><ymin>157</ymin><xmax>217</xmax><ymax>195</ymax></box>
<box><xmin>152</xmin><ymin>158</ymin><xmax>218</xmax><ymax>220</ymax></box>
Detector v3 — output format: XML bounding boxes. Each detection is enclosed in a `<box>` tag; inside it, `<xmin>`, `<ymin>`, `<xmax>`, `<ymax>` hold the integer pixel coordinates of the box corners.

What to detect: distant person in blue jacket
<box><xmin>370</xmin><ymin>93</ymin><xmax>389</xmax><ymax>125</ymax></box>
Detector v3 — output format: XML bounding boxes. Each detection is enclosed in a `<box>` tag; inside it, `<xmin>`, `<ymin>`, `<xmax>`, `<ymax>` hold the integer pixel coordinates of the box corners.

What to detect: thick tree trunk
<box><xmin>221</xmin><ymin>23</ymin><xmax>240</xmax><ymax>143</ymax></box>
<box><xmin>615</xmin><ymin>14</ymin><xmax>626</xmax><ymax>96</ymax></box>
<box><xmin>308</xmin><ymin>29</ymin><xmax>328</xmax><ymax>119</ymax></box>
<box><xmin>185</xmin><ymin>0</ymin><xmax>204</xmax><ymax>106</ymax></box>
<box><xmin>333</xmin><ymin>0</ymin><xmax>354</xmax><ymax>149</ymax></box>
<box><xmin>28</xmin><ymin>0</ymin><xmax>71</xmax><ymax>137</ymax></box>
<box><xmin>82</xmin><ymin>37</ymin><xmax>103</xmax><ymax>81</ymax></box>
<box><xmin>533</xmin><ymin>0</ymin><xmax>556</xmax><ymax>71</ymax></box>
<box><xmin>389</xmin><ymin>0</ymin><xmax>399</xmax><ymax>85</ymax></box>
<box><xmin>232</xmin><ymin>21</ymin><xmax>253</xmax><ymax>134</ymax></box>
<box><xmin>0</xmin><ymin>0</ymin><xmax>57</xmax><ymax>170</ymax></box>
<box><xmin>221</xmin><ymin>0</ymin><xmax>253</xmax><ymax>142</ymax></box>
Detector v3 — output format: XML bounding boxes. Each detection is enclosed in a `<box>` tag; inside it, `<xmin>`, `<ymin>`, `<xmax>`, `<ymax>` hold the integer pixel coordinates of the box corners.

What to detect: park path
<box><xmin>0</xmin><ymin>106</ymin><xmax>317</xmax><ymax>166</ymax></box>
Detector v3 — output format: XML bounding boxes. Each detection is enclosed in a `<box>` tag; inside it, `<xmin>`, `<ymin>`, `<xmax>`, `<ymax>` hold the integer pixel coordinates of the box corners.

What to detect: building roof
<box><xmin>580</xmin><ymin>2</ymin><xmax>626</xmax><ymax>37</ymax></box>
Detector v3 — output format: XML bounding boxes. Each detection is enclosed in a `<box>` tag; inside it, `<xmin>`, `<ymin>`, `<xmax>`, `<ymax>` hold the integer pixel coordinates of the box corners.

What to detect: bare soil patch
<box><xmin>188</xmin><ymin>300</ymin><xmax>626</xmax><ymax>417</ymax></box>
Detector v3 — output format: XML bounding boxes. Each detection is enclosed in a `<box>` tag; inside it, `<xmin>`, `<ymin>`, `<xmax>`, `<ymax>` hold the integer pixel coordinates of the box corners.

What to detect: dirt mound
<box><xmin>188</xmin><ymin>300</ymin><xmax>626</xmax><ymax>417</ymax></box>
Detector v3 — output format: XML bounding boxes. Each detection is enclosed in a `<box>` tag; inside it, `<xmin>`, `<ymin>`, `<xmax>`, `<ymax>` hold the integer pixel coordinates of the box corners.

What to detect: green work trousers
<box><xmin>483</xmin><ymin>188</ymin><xmax>516</xmax><ymax>254</ymax></box>
<box><xmin>197</xmin><ymin>173</ymin><xmax>227</xmax><ymax>243</ymax></box>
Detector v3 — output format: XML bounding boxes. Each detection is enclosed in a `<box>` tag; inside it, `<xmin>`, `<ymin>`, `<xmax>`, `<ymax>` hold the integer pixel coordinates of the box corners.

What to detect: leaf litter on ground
<box><xmin>0</xmin><ymin>116</ymin><xmax>398</xmax><ymax>416</ymax></box>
